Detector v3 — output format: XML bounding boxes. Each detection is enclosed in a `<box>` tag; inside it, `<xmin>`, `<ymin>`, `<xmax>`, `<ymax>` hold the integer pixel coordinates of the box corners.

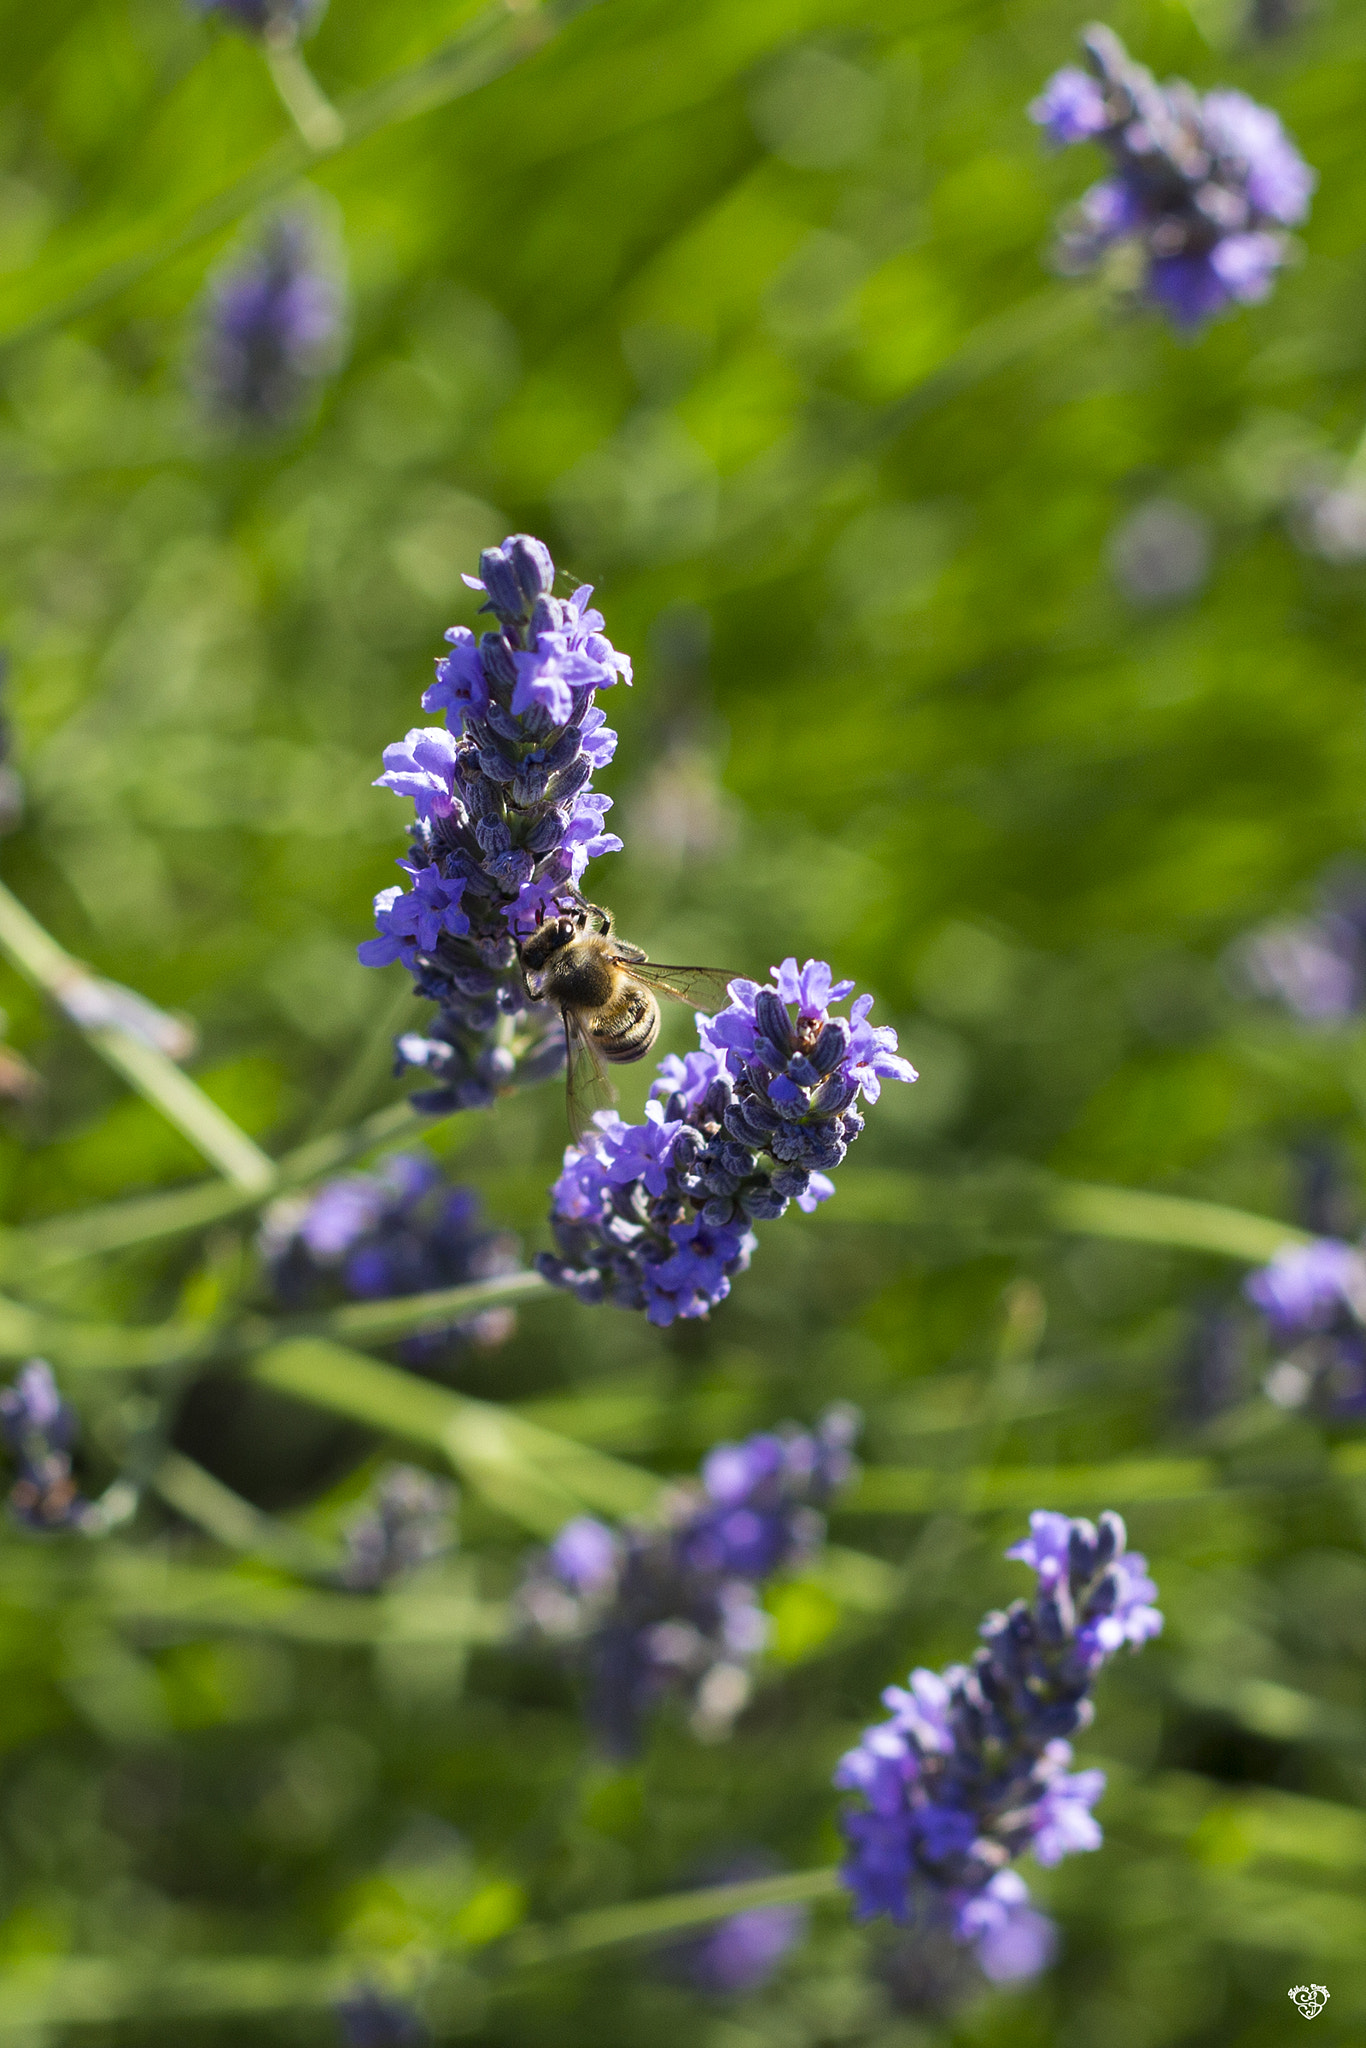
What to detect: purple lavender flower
<box><xmin>1238</xmin><ymin>868</ymin><xmax>1366</xmax><ymax>1022</ymax></box>
<box><xmin>656</xmin><ymin>1856</ymin><xmax>808</xmax><ymax>1994</ymax></box>
<box><xmin>1031</xmin><ymin>25</ymin><xmax>1314</xmax><ymax>331</ymax></box>
<box><xmin>0</xmin><ymin>1360</ymin><xmax>95</xmax><ymax>1533</ymax></box>
<box><xmin>361</xmin><ymin>535</ymin><xmax>631</xmax><ymax>1114</ymax></box>
<box><xmin>198</xmin><ymin>211</ymin><xmax>343</xmax><ymax>424</ymax></box>
<box><xmin>537</xmin><ymin>960</ymin><xmax>915</xmax><ymax>1325</ymax></box>
<box><xmin>262</xmin><ymin>1152</ymin><xmax>520</xmax><ymax>1365</ymax></box>
<box><xmin>193</xmin><ymin>0</ymin><xmax>322</xmax><ymax>42</ymax></box>
<box><xmin>1244</xmin><ymin>1239</ymin><xmax>1366</xmax><ymax>1336</ymax></box>
<box><xmin>521</xmin><ymin>1410</ymin><xmax>857</xmax><ymax>1756</ymax></box>
<box><xmin>338</xmin><ymin>1464</ymin><xmax>456</xmax><ymax>1593</ymax></box>
<box><xmin>335</xmin><ymin>1988</ymin><xmax>428</xmax><ymax>2048</ymax></box>
<box><xmin>1246</xmin><ymin>1238</ymin><xmax>1366</xmax><ymax>1421</ymax></box>
<box><xmin>834</xmin><ymin>1511</ymin><xmax>1161</xmax><ymax>1969</ymax></box>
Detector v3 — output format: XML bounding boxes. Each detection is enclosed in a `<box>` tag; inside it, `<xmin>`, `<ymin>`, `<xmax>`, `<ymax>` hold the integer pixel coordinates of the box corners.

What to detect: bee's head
<box><xmin>520</xmin><ymin>913</ymin><xmax>581</xmax><ymax>971</ymax></box>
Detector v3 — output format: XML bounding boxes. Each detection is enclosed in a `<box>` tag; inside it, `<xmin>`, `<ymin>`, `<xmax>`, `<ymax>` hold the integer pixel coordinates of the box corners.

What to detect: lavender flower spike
<box><xmin>361</xmin><ymin>535</ymin><xmax>632</xmax><ymax>1115</ymax></box>
<box><xmin>193</xmin><ymin>0</ymin><xmax>323</xmax><ymax>42</ymax></box>
<box><xmin>261</xmin><ymin>1151</ymin><xmax>520</xmax><ymax>1366</ymax></box>
<box><xmin>338</xmin><ymin>1464</ymin><xmax>456</xmax><ymax>1593</ymax></box>
<box><xmin>1246</xmin><ymin>1238</ymin><xmax>1366</xmax><ymax>1421</ymax></box>
<box><xmin>0</xmin><ymin>1360</ymin><xmax>95</xmax><ymax>1533</ymax></box>
<box><xmin>1237</xmin><ymin>866</ymin><xmax>1366</xmax><ymax>1023</ymax></box>
<box><xmin>538</xmin><ymin>959</ymin><xmax>916</xmax><ymax>1324</ymax></box>
<box><xmin>198</xmin><ymin>210</ymin><xmax>344</xmax><ymax>426</ymax></box>
<box><xmin>521</xmin><ymin>1409</ymin><xmax>858</xmax><ymax>1756</ymax></box>
<box><xmin>835</xmin><ymin>1510</ymin><xmax>1160</xmax><ymax>1977</ymax></box>
<box><xmin>657</xmin><ymin>1854</ymin><xmax>809</xmax><ymax>1994</ymax></box>
<box><xmin>335</xmin><ymin>1987</ymin><xmax>428</xmax><ymax>2048</ymax></box>
<box><xmin>1031</xmin><ymin>25</ymin><xmax>1314</xmax><ymax>331</ymax></box>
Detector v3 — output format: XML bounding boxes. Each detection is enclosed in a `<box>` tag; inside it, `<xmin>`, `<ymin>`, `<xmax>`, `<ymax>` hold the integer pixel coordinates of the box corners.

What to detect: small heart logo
<box><xmin>1289</xmin><ymin>1985</ymin><xmax>1330</xmax><ymax>2020</ymax></box>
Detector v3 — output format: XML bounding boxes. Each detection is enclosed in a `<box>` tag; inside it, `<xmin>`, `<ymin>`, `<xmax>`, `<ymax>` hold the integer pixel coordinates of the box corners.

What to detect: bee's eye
<box><xmin>557</xmin><ymin>919</ymin><xmax>575</xmax><ymax>940</ymax></box>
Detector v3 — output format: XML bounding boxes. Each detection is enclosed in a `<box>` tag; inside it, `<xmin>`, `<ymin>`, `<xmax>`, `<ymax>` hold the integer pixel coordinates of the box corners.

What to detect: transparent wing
<box><xmin>626</xmin><ymin>962</ymin><xmax>738</xmax><ymax>1010</ymax></box>
<box><xmin>564</xmin><ymin>1009</ymin><xmax>617</xmax><ymax>1143</ymax></box>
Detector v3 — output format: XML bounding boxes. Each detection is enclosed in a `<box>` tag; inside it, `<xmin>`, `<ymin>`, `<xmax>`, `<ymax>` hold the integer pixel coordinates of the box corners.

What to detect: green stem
<box><xmin>0</xmin><ymin>1956</ymin><xmax>347</xmax><ymax>2031</ymax></box>
<box><xmin>250</xmin><ymin>1338</ymin><xmax>657</xmax><ymax>1532</ymax></box>
<box><xmin>150</xmin><ymin>1450</ymin><xmax>341</xmax><ymax>1576</ymax></box>
<box><xmin>1047</xmin><ymin>1180</ymin><xmax>1308</xmax><ymax>1263</ymax></box>
<box><xmin>324</xmin><ymin>1270</ymin><xmax>552</xmax><ymax>1345</ymax></box>
<box><xmin>263</xmin><ymin>33</ymin><xmax>345</xmax><ymax>152</ymax></box>
<box><xmin>0</xmin><ymin>880</ymin><xmax>273</xmax><ymax>1192</ymax></box>
<box><xmin>0</xmin><ymin>1268</ymin><xmax>545</xmax><ymax>1375</ymax></box>
<box><xmin>502</xmin><ymin>1867</ymin><xmax>844</xmax><ymax>1967</ymax></box>
<box><xmin>0</xmin><ymin>1870</ymin><xmax>842</xmax><ymax>2027</ymax></box>
<box><xmin>0</xmin><ymin>0</ymin><xmax>588</xmax><ymax>356</ymax></box>
<box><xmin>302</xmin><ymin>979</ymin><xmax>423</xmax><ymax>1140</ymax></box>
<box><xmin>2</xmin><ymin>1095</ymin><xmax>435</xmax><ymax>1277</ymax></box>
<box><xmin>1</xmin><ymin>1544</ymin><xmax>506</xmax><ymax>1645</ymax></box>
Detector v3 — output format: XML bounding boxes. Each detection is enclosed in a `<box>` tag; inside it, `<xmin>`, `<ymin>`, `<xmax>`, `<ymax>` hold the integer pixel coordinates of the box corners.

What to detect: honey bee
<box><xmin>519</xmin><ymin>900</ymin><xmax>734</xmax><ymax>1137</ymax></box>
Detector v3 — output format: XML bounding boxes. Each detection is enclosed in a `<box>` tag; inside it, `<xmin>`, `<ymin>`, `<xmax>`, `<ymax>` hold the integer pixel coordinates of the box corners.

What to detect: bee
<box><xmin>519</xmin><ymin>900</ymin><xmax>734</xmax><ymax>1137</ymax></box>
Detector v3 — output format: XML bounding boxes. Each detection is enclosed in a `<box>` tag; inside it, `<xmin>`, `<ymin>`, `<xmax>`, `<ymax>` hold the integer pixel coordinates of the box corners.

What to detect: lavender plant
<box><xmin>521</xmin><ymin>1410</ymin><xmax>858</xmax><ymax>1756</ymax></box>
<box><xmin>197</xmin><ymin>210</ymin><xmax>345</xmax><ymax>426</ymax></box>
<box><xmin>262</xmin><ymin>1150</ymin><xmax>521</xmax><ymax>1363</ymax></box>
<box><xmin>656</xmin><ymin>1856</ymin><xmax>809</xmax><ymax>1994</ymax></box>
<box><xmin>360</xmin><ymin>534</ymin><xmax>630</xmax><ymax>1113</ymax></box>
<box><xmin>337</xmin><ymin>1464</ymin><xmax>456</xmax><ymax>1593</ymax></box>
<box><xmin>0</xmin><ymin>1360</ymin><xmax>95</xmax><ymax>1533</ymax></box>
<box><xmin>334</xmin><ymin>1988</ymin><xmax>428</xmax><ymax>2047</ymax></box>
<box><xmin>537</xmin><ymin>959</ymin><xmax>916</xmax><ymax>1325</ymax></box>
<box><xmin>1031</xmin><ymin>25</ymin><xmax>1314</xmax><ymax>329</ymax></box>
<box><xmin>1237</xmin><ymin>867</ymin><xmax>1366</xmax><ymax>1022</ymax></box>
<box><xmin>193</xmin><ymin>0</ymin><xmax>322</xmax><ymax>35</ymax></box>
<box><xmin>835</xmin><ymin>1511</ymin><xmax>1161</xmax><ymax>1966</ymax></box>
<box><xmin>1246</xmin><ymin>1239</ymin><xmax>1366</xmax><ymax>1419</ymax></box>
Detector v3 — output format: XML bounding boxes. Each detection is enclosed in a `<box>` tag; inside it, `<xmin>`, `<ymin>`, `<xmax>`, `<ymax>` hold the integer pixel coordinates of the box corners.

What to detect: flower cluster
<box><xmin>0</xmin><ymin>1360</ymin><xmax>95</xmax><ymax>1533</ymax></box>
<box><xmin>835</xmin><ymin>1511</ymin><xmax>1161</xmax><ymax>1965</ymax></box>
<box><xmin>262</xmin><ymin>1151</ymin><xmax>520</xmax><ymax>1365</ymax></box>
<box><xmin>361</xmin><ymin>534</ymin><xmax>631</xmax><ymax>1113</ymax></box>
<box><xmin>1238</xmin><ymin>869</ymin><xmax>1366</xmax><ymax>1023</ymax></box>
<box><xmin>334</xmin><ymin>1988</ymin><xmax>428</xmax><ymax>2048</ymax></box>
<box><xmin>521</xmin><ymin>1409</ymin><xmax>858</xmax><ymax>1757</ymax></box>
<box><xmin>195</xmin><ymin>0</ymin><xmax>322</xmax><ymax>41</ymax></box>
<box><xmin>656</xmin><ymin>1856</ymin><xmax>808</xmax><ymax>1995</ymax></box>
<box><xmin>1246</xmin><ymin>1239</ymin><xmax>1366</xmax><ymax>1420</ymax></box>
<box><xmin>1031</xmin><ymin>25</ymin><xmax>1314</xmax><ymax>330</ymax></box>
<box><xmin>338</xmin><ymin>1464</ymin><xmax>456</xmax><ymax>1593</ymax></box>
<box><xmin>537</xmin><ymin>958</ymin><xmax>916</xmax><ymax>1325</ymax></box>
<box><xmin>198</xmin><ymin>211</ymin><xmax>343</xmax><ymax>426</ymax></box>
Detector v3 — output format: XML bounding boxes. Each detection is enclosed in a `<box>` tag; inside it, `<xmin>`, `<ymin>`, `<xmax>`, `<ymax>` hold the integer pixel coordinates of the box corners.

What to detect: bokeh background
<box><xmin>1</xmin><ymin>0</ymin><xmax>1366</xmax><ymax>2040</ymax></box>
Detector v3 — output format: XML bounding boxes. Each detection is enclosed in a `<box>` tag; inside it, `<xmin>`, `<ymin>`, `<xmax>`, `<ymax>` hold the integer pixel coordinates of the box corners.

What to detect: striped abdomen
<box><xmin>588</xmin><ymin>980</ymin><xmax>660</xmax><ymax>1064</ymax></box>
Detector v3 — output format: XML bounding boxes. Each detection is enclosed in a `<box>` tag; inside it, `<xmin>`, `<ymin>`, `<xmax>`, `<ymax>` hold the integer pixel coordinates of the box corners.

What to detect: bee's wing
<box><xmin>564</xmin><ymin>1009</ymin><xmax>617</xmax><ymax>1143</ymax></box>
<box><xmin>627</xmin><ymin>963</ymin><xmax>738</xmax><ymax>1010</ymax></box>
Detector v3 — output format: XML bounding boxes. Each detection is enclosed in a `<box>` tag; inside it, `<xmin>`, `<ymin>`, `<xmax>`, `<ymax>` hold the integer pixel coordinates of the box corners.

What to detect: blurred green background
<box><xmin>1</xmin><ymin>0</ymin><xmax>1366</xmax><ymax>2039</ymax></box>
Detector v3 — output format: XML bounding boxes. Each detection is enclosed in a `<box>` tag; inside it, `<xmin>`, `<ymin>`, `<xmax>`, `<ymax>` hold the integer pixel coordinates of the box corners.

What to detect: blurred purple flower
<box><xmin>1246</xmin><ymin>1237</ymin><xmax>1366</xmax><ymax>1421</ymax></box>
<box><xmin>521</xmin><ymin>1410</ymin><xmax>857</xmax><ymax>1756</ymax></box>
<box><xmin>198</xmin><ymin>211</ymin><xmax>344</xmax><ymax>424</ymax></box>
<box><xmin>193</xmin><ymin>0</ymin><xmax>321</xmax><ymax>38</ymax></box>
<box><xmin>1032</xmin><ymin>25</ymin><xmax>1313</xmax><ymax>331</ymax></box>
<box><xmin>657</xmin><ymin>1857</ymin><xmax>808</xmax><ymax>1995</ymax></box>
<box><xmin>338</xmin><ymin>1464</ymin><xmax>456</xmax><ymax>1593</ymax></box>
<box><xmin>0</xmin><ymin>1360</ymin><xmax>95</xmax><ymax>1533</ymax></box>
<box><xmin>263</xmin><ymin>1152</ymin><xmax>520</xmax><ymax>1365</ymax></box>
<box><xmin>335</xmin><ymin>1988</ymin><xmax>427</xmax><ymax>2048</ymax></box>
